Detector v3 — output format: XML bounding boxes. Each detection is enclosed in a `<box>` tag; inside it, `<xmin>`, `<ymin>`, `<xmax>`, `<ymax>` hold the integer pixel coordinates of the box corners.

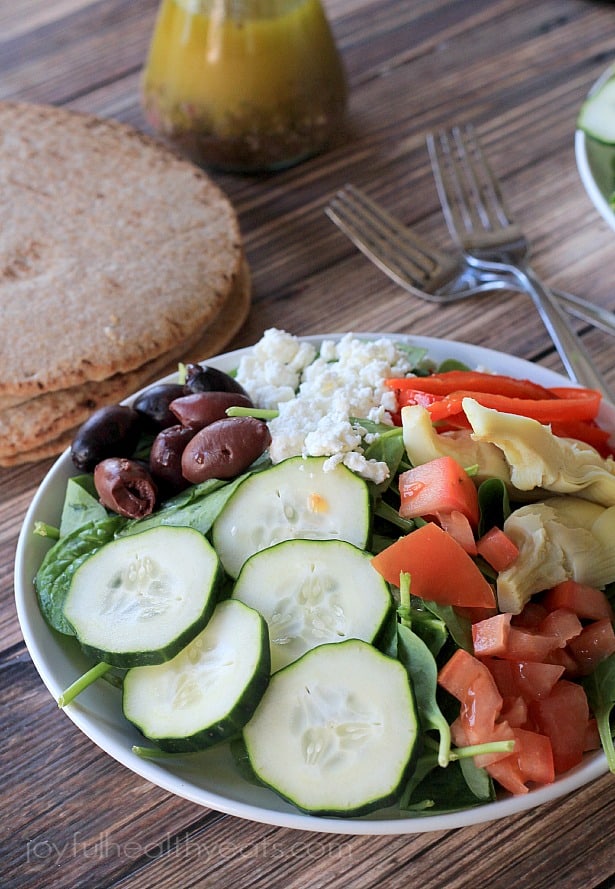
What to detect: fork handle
<box><xmin>509</xmin><ymin>264</ymin><xmax>611</xmax><ymax>397</ymax></box>
<box><xmin>551</xmin><ymin>288</ymin><xmax>615</xmax><ymax>336</ymax></box>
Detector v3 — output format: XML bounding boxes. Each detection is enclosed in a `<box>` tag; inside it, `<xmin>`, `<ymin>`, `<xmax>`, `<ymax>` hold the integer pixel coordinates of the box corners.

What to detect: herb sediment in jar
<box><xmin>141</xmin><ymin>0</ymin><xmax>348</xmax><ymax>172</ymax></box>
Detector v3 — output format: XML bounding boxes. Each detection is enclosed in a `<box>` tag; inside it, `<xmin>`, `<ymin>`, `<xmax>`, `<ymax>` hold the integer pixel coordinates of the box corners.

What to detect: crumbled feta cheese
<box><xmin>236</xmin><ymin>329</ymin><xmax>415</xmax><ymax>482</ymax></box>
<box><xmin>234</xmin><ymin>328</ymin><xmax>317</xmax><ymax>408</ymax></box>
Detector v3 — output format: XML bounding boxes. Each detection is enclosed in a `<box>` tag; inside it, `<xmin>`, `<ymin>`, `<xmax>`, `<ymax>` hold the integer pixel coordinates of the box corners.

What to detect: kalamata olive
<box><xmin>149</xmin><ymin>424</ymin><xmax>196</xmax><ymax>493</ymax></box>
<box><xmin>71</xmin><ymin>404</ymin><xmax>143</xmax><ymax>472</ymax></box>
<box><xmin>184</xmin><ymin>363</ymin><xmax>251</xmax><ymax>398</ymax></box>
<box><xmin>94</xmin><ymin>458</ymin><xmax>158</xmax><ymax>518</ymax></box>
<box><xmin>169</xmin><ymin>391</ymin><xmax>253</xmax><ymax>430</ymax></box>
<box><xmin>181</xmin><ymin>416</ymin><xmax>272</xmax><ymax>483</ymax></box>
<box><xmin>133</xmin><ymin>382</ymin><xmax>187</xmax><ymax>431</ymax></box>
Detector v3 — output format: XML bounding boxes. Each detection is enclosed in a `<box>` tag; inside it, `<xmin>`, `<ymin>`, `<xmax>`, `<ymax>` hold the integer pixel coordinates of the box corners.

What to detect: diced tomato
<box><xmin>507</xmin><ymin>661</ymin><xmax>565</xmax><ymax>701</ymax></box>
<box><xmin>436</xmin><ymin>509</ymin><xmax>477</xmax><ymax>555</ymax></box>
<box><xmin>438</xmin><ymin>648</ymin><xmax>503</xmax><ymax>737</ymax></box>
<box><xmin>529</xmin><ymin>680</ymin><xmax>589</xmax><ymax>773</ymax></box>
<box><xmin>500</xmin><ymin>695</ymin><xmax>529</xmax><ymax>728</ymax></box>
<box><xmin>371</xmin><ymin>522</ymin><xmax>496</xmax><ymax>608</ymax></box>
<box><xmin>484</xmin><ymin>657</ymin><xmax>564</xmax><ymax>702</ymax></box>
<box><xmin>498</xmin><ymin>626</ymin><xmax>560</xmax><ymax>662</ymax></box>
<box><xmin>542</xmin><ymin>580</ymin><xmax>615</xmax><ymax>622</ymax></box>
<box><xmin>485</xmin><ymin>755</ymin><xmax>529</xmax><ymax>795</ymax></box>
<box><xmin>398</xmin><ymin>456</ymin><xmax>480</xmax><ymax>527</ymax></box>
<box><xmin>511</xmin><ymin>602</ymin><xmax>549</xmax><ymax>629</ymax></box>
<box><xmin>472</xmin><ymin>613</ymin><xmax>512</xmax><ymax>657</ymax></box>
<box><xmin>483</xmin><ymin>658</ymin><xmax>519</xmax><ymax>698</ymax></box>
<box><xmin>567</xmin><ymin>619</ymin><xmax>615</xmax><ymax>675</ymax></box>
<box><xmin>476</xmin><ymin>526</ymin><xmax>519</xmax><ymax>572</ymax></box>
<box><xmin>537</xmin><ymin>609</ymin><xmax>583</xmax><ymax>648</ymax></box>
<box><xmin>544</xmin><ymin>645</ymin><xmax>581</xmax><ymax>678</ymax></box>
<box><xmin>510</xmin><ymin>728</ymin><xmax>555</xmax><ymax>786</ymax></box>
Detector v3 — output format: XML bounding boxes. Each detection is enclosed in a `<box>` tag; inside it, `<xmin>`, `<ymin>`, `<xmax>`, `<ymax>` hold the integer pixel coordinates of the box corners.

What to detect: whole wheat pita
<box><xmin>0</xmin><ymin>101</ymin><xmax>244</xmax><ymax>400</ymax></box>
<box><xmin>0</xmin><ymin>257</ymin><xmax>251</xmax><ymax>465</ymax></box>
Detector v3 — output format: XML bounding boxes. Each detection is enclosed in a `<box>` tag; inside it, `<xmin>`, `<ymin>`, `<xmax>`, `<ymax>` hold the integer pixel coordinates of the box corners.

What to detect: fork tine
<box><xmin>325</xmin><ymin>184</ymin><xmax>456</xmax><ymax>293</ymax></box>
<box><xmin>427</xmin><ymin>124</ymin><xmax>519</xmax><ymax>242</ymax></box>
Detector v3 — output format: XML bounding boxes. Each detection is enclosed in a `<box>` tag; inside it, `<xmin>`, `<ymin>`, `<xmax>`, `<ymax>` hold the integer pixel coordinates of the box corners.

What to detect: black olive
<box><xmin>133</xmin><ymin>382</ymin><xmax>187</xmax><ymax>431</ymax></box>
<box><xmin>170</xmin><ymin>391</ymin><xmax>253</xmax><ymax>429</ymax></box>
<box><xmin>184</xmin><ymin>363</ymin><xmax>250</xmax><ymax>398</ymax></box>
<box><xmin>71</xmin><ymin>404</ymin><xmax>143</xmax><ymax>472</ymax></box>
<box><xmin>94</xmin><ymin>457</ymin><xmax>158</xmax><ymax>518</ymax></box>
<box><xmin>149</xmin><ymin>424</ymin><xmax>196</xmax><ymax>493</ymax></box>
<box><xmin>181</xmin><ymin>416</ymin><xmax>272</xmax><ymax>483</ymax></box>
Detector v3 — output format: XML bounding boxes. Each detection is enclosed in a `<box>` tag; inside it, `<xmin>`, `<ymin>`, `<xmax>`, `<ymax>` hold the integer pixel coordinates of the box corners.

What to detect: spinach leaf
<box><xmin>583</xmin><ymin>653</ymin><xmax>615</xmax><ymax>772</ymax></box>
<box><xmin>436</xmin><ymin>358</ymin><xmax>471</xmax><ymax>373</ymax></box>
<box><xmin>397</xmin><ymin>623</ymin><xmax>451</xmax><ymax>767</ymax></box>
<box><xmin>407</xmin><ymin>608</ymin><xmax>448</xmax><ymax>659</ymax></box>
<box><xmin>422</xmin><ymin>600</ymin><xmax>474</xmax><ymax>652</ymax></box>
<box><xmin>60</xmin><ymin>475</ymin><xmax>108</xmax><ymax>537</ymax></box>
<box><xmin>118</xmin><ymin>473</ymin><xmax>250</xmax><ymax>537</ymax></box>
<box><xmin>398</xmin><ymin>572</ymin><xmax>447</xmax><ymax>658</ymax></box>
<box><xmin>35</xmin><ymin>515</ymin><xmax>126</xmax><ymax>634</ymax></box>
<box><xmin>477</xmin><ymin>477</ymin><xmax>511</xmax><ymax>536</ymax></box>
<box><xmin>400</xmin><ymin>751</ymin><xmax>494</xmax><ymax>812</ymax></box>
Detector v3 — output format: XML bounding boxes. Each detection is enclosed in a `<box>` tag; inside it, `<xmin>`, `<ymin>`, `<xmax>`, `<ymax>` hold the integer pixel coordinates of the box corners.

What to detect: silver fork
<box><xmin>325</xmin><ymin>184</ymin><xmax>615</xmax><ymax>332</ymax></box>
<box><xmin>426</xmin><ymin>124</ymin><xmax>610</xmax><ymax>394</ymax></box>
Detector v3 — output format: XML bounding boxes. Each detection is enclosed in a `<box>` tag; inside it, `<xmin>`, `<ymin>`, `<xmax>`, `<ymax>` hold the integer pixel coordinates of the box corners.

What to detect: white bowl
<box><xmin>14</xmin><ymin>333</ymin><xmax>614</xmax><ymax>835</ymax></box>
<box><xmin>575</xmin><ymin>63</ymin><xmax>615</xmax><ymax>231</ymax></box>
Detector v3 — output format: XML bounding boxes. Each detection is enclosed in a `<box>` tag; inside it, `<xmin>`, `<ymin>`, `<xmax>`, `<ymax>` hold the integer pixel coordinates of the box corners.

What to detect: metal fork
<box><xmin>325</xmin><ymin>184</ymin><xmax>615</xmax><ymax>332</ymax></box>
<box><xmin>426</xmin><ymin>124</ymin><xmax>610</xmax><ymax>394</ymax></box>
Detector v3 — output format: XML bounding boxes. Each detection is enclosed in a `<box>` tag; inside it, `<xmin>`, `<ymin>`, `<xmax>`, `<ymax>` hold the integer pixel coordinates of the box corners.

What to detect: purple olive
<box><xmin>149</xmin><ymin>424</ymin><xmax>197</xmax><ymax>492</ymax></box>
<box><xmin>133</xmin><ymin>382</ymin><xmax>187</xmax><ymax>431</ymax></box>
<box><xmin>71</xmin><ymin>404</ymin><xmax>142</xmax><ymax>472</ymax></box>
<box><xmin>169</xmin><ymin>391</ymin><xmax>253</xmax><ymax>430</ymax></box>
<box><xmin>94</xmin><ymin>457</ymin><xmax>158</xmax><ymax>518</ymax></box>
<box><xmin>184</xmin><ymin>363</ymin><xmax>250</xmax><ymax>398</ymax></box>
<box><xmin>181</xmin><ymin>417</ymin><xmax>271</xmax><ymax>483</ymax></box>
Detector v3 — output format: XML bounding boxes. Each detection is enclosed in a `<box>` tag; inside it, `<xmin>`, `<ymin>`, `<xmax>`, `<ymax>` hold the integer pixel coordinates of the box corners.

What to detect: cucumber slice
<box><xmin>212</xmin><ymin>456</ymin><xmax>371</xmax><ymax>578</ymax></box>
<box><xmin>578</xmin><ymin>77</ymin><xmax>615</xmax><ymax>144</ymax></box>
<box><xmin>243</xmin><ymin>639</ymin><xmax>419</xmax><ymax>817</ymax></box>
<box><xmin>231</xmin><ymin>538</ymin><xmax>392</xmax><ymax>672</ymax></box>
<box><xmin>63</xmin><ymin>525</ymin><xmax>221</xmax><ymax>667</ymax></box>
<box><xmin>123</xmin><ymin>599</ymin><xmax>270</xmax><ymax>752</ymax></box>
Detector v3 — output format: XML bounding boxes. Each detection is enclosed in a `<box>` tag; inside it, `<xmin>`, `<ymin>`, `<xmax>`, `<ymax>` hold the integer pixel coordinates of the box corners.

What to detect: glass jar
<box><xmin>141</xmin><ymin>0</ymin><xmax>348</xmax><ymax>172</ymax></box>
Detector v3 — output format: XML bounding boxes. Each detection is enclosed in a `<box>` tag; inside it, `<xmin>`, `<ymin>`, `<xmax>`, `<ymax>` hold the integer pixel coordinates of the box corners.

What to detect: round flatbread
<box><xmin>0</xmin><ymin>257</ymin><xmax>251</xmax><ymax>465</ymax></box>
<box><xmin>0</xmin><ymin>101</ymin><xmax>245</xmax><ymax>399</ymax></box>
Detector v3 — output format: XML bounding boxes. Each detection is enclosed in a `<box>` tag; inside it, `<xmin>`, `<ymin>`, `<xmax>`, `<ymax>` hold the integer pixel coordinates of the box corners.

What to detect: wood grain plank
<box><xmin>3</xmin><ymin>2</ymin><xmax>615</xmax><ymax>887</ymax></box>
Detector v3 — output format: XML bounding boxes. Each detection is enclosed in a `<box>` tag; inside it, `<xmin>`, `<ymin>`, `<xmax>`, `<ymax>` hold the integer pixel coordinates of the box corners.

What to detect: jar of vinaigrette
<box><xmin>141</xmin><ymin>0</ymin><xmax>348</xmax><ymax>172</ymax></box>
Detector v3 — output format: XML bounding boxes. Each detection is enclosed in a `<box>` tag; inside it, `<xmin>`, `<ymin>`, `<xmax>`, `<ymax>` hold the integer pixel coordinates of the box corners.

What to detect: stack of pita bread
<box><xmin>0</xmin><ymin>102</ymin><xmax>251</xmax><ymax>467</ymax></box>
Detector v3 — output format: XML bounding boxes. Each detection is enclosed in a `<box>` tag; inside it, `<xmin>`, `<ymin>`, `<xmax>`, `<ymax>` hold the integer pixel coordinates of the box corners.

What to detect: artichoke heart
<box><xmin>463</xmin><ymin>398</ymin><xmax>615</xmax><ymax>506</ymax></box>
<box><xmin>400</xmin><ymin>404</ymin><xmax>510</xmax><ymax>483</ymax></box>
<box><xmin>497</xmin><ymin>496</ymin><xmax>615</xmax><ymax>613</ymax></box>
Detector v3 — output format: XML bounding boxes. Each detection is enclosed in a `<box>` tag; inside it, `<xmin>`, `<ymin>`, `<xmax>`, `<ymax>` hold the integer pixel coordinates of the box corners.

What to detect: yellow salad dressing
<box><xmin>141</xmin><ymin>0</ymin><xmax>347</xmax><ymax>171</ymax></box>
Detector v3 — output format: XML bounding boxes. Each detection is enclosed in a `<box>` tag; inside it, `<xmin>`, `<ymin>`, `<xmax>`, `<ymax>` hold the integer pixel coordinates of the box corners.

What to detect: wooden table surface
<box><xmin>3</xmin><ymin>1</ymin><xmax>615</xmax><ymax>887</ymax></box>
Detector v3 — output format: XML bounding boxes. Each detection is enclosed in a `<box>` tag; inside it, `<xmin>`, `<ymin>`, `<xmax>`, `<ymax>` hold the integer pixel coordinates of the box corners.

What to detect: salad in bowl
<box><xmin>15</xmin><ymin>329</ymin><xmax>615</xmax><ymax>833</ymax></box>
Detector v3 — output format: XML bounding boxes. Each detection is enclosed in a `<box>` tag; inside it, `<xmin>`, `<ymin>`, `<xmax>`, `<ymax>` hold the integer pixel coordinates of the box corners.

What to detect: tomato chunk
<box><xmin>398</xmin><ymin>456</ymin><xmax>479</xmax><ymax>527</ymax></box>
<box><xmin>498</xmin><ymin>626</ymin><xmax>560</xmax><ymax>662</ymax></box>
<box><xmin>472</xmin><ymin>613</ymin><xmax>512</xmax><ymax>657</ymax></box>
<box><xmin>476</xmin><ymin>527</ymin><xmax>519</xmax><ymax>572</ymax></box>
<box><xmin>537</xmin><ymin>609</ymin><xmax>583</xmax><ymax>648</ymax></box>
<box><xmin>371</xmin><ymin>522</ymin><xmax>496</xmax><ymax>608</ymax></box>
<box><xmin>542</xmin><ymin>580</ymin><xmax>615</xmax><ymax>622</ymax></box>
<box><xmin>567</xmin><ymin>619</ymin><xmax>615</xmax><ymax>675</ymax></box>
<box><xmin>529</xmin><ymin>681</ymin><xmax>589</xmax><ymax>773</ymax></box>
<box><xmin>511</xmin><ymin>728</ymin><xmax>555</xmax><ymax>786</ymax></box>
